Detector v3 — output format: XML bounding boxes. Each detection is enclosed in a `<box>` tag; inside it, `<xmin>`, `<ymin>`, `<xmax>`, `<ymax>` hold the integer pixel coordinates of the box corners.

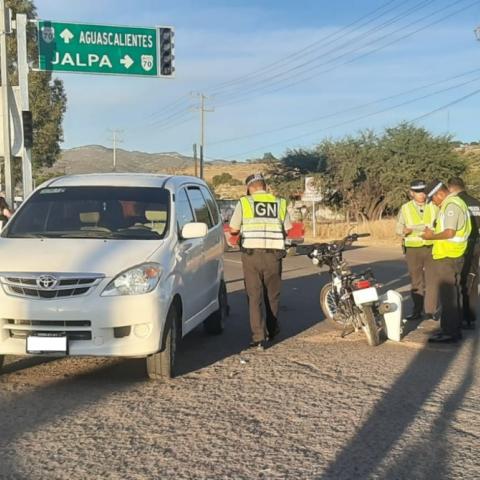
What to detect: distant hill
<box><xmin>37</xmin><ymin>145</ymin><xmax>270</xmax><ymax>199</ymax></box>
<box><xmin>49</xmin><ymin>145</ymin><xmax>196</xmax><ymax>175</ymax></box>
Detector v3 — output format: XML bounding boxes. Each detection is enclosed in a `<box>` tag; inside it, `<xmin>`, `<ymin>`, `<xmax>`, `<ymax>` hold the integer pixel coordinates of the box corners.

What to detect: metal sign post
<box><xmin>0</xmin><ymin>1</ymin><xmax>13</xmax><ymax>206</ymax></box>
<box><xmin>16</xmin><ymin>13</ymin><xmax>33</xmax><ymax>198</ymax></box>
<box><xmin>37</xmin><ymin>20</ymin><xmax>174</xmax><ymax>78</ymax></box>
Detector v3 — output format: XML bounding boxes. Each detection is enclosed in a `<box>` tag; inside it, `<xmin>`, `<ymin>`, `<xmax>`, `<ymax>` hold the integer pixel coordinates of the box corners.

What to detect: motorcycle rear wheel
<box><xmin>360</xmin><ymin>305</ymin><xmax>381</xmax><ymax>346</ymax></box>
<box><xmin>320</xmin><ymin>283</ymin><xmax>345</xmax><ymax>328</ymax></box>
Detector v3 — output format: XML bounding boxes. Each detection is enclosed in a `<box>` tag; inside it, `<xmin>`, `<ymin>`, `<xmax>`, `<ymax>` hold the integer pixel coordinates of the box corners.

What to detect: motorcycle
<box><xmin>297</xmin><ymin>233</ymin><xmax>403</xmax><ymax>346</ymax></box>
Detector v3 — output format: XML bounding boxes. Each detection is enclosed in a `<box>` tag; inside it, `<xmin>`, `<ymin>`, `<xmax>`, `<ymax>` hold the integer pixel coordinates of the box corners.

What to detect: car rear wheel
<box><xmin>146</xmin><ymin>305</ymin><xmax>180</xmax><ymax>380</ymax></box>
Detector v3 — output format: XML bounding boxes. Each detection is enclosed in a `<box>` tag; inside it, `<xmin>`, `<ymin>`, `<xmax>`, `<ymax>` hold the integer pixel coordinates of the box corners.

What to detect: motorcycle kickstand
<box><xmin>341</xmin><ymin>324</ymin><xmax>355</xmax><ymax>338</ymax></box>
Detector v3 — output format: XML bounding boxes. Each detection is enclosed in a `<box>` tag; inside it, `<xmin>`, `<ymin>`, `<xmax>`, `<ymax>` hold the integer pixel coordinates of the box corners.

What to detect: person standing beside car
<box><xmin>229</xmin><ymin>174</ymin><xmax>292</xmax><ymax>350</ymax></box>
<box><xmin>447</xmin><ymin>177</ymin><xmax>480</xmax><ymax>329</ymax></box>
<box><xmin>396</xmin><ymin>180</ymin><xmax>438</xmax><ymax>321</ymax></box>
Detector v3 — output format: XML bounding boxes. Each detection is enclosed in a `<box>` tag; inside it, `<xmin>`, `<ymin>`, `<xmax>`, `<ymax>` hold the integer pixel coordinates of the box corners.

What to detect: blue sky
<box><xmin>35</xmin><ymin>0</ymin><xmax>480</xmax><ymax>160</ymax></box>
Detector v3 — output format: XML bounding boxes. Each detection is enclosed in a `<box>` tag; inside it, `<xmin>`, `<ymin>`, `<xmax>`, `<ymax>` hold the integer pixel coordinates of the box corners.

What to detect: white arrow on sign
<box><xmin>120</xmin><ymin>55</ymin><xmax>134</xmax><ymax>69</ymax></box>
<box><xmin>60</xmin><ymin>28</ymin><xmax>74</xmax><ymax>44</ymax></box>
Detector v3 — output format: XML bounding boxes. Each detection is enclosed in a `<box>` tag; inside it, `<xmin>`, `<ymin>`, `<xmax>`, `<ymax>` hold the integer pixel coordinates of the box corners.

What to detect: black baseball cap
<box><xmin>245</xmin><ymin>173</ymin><xmax>265</xmax><ymax>186</ymax></box>
<box><xmin>409</xmin><ymin>180</ymin><xmax>426</xmax><ymax>192</ymax></box>
<box><xmin>425</xmin><ymin>179</ymin><xmax>445</xmax><ymax>201</ymax></box>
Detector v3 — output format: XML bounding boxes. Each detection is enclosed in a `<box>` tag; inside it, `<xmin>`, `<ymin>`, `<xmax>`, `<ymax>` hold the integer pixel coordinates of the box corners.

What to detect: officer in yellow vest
<box><xmin>229</xmin><ymin>173</ymin><xmax>292</xmax><ymax>350</ymax></box>
<box><xmin>422</xmin><ymin>180</ymin><xmax>471</xmax><ymax>343</ymax></box>
<box><xmin>396</xmin><ymin>180</ymin><xmax>439</xmax><ymax>321</ymax></box>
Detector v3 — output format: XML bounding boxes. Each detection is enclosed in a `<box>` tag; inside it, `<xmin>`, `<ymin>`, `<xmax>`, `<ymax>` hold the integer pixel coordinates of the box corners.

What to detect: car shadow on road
<box><xmin>0</xmin><ymin>358</ymin><xmax>146</xmax><ymax>478</ymax></box>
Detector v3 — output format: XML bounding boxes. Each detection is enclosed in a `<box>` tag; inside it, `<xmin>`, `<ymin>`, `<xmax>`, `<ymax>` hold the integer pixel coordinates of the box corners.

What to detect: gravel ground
<box><xmin>0</xmin><ymin>246</ymin><xmax>478</xmax><ymax>480</ymax></box>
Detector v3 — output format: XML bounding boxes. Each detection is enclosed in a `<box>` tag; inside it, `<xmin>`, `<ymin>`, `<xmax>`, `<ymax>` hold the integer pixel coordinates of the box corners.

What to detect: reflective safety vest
<box><xmin>240</xmin><ymin>193</ymin><xmax>287</xmax><ymax>250</ymax></box>
<box><xmin>433</xmin><ymin>195</ymin><xmax>471</xmax><ymax>260</ymax></box>
<box><xmin>401</xmin><ymin>201</ymin><xmax>438</xmax><ymax>247</ymax></box>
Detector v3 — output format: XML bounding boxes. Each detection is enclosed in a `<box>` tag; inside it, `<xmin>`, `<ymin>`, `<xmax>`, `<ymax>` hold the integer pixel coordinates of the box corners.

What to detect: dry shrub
<box><xmin>304</xmin><ymin>219</ymin><xmax>399</xmax><ymax>244</ymax></box>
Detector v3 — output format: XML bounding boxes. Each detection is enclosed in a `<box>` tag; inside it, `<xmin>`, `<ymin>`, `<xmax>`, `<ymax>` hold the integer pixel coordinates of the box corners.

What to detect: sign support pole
<box><xmin>16</xmin><ymin>13</ymin><xmax>33</xmax><ymax>198</ymax></box>
<box><xmin>0</xmin><ymin>1</ymin><xmax>13</xmax><ymax>206</ymax></box>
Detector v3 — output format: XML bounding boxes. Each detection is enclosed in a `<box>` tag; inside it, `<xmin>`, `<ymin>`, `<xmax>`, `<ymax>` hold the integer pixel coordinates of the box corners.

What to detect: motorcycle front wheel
<box><xmin>320</xmin><ymin>283</ymin><xmax>345</xmax><ymax>328</ymax></box>
<box><xmin>360</xmin><ymin>305</ymin><xmax>381</xmax><ymax>346</ymax></box>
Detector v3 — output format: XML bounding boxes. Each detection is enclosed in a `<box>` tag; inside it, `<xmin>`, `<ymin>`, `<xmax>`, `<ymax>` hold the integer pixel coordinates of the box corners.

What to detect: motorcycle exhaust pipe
<box><xmin>378</xmin><ymin>302</ymin><xmax>393</xmax><ymax>315</ymax></box>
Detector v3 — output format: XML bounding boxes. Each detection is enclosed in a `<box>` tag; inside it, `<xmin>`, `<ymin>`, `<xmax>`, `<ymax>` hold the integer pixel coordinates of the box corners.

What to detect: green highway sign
<box><xmin>37</xmin><ymin>20</ymin><xmax>175</xmax><ymax>77</ymax></box>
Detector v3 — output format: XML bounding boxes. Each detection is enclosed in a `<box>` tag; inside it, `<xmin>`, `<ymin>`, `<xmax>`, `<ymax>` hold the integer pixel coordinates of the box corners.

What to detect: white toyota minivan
<box><xmin>0</xmin><ymin>174</ymin><xmax>227</xmax><ymax>380</ymax></box>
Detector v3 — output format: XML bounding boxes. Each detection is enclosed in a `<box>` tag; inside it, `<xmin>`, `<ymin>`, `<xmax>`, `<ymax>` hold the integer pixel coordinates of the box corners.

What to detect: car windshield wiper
<box><xmin>110</xmin><ymin>229</ymin><xmax>161</xmax><ymax>239</ymax></box>
<box><xmin>6</xmin><ymin>232</ymin><xmax>52</xmax><ymax>238</ymax></box>
<box><xmin>58</xmin><ymin>230</ymin><xmax>113</xmax><ymax>238</ymax></box>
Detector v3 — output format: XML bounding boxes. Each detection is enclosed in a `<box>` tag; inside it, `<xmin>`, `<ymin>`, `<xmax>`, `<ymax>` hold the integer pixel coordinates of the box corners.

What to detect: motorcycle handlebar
<box><xmin>353</xmin><ymin>233</ymin><xmax>371</xmax><ymax>239</ymax></box>
<box><xmin>296</xmin><ymin>233</ymin><xmax>370</xmax><ymax>257</ymax></box>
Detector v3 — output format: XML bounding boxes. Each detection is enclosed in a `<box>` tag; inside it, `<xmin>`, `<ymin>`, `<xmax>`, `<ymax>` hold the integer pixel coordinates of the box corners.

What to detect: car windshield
<box><xmin>3</xmin><ymin>186</ymin><xmax>170</xmax><ymax>240</ymax></box>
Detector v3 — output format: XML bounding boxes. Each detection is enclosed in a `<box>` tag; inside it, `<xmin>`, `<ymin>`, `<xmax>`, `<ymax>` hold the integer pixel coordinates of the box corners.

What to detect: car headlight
<box><xmin>102</xmin><ymin>263</ymin><xmax>162</xmax><ymax>296</ymax></box>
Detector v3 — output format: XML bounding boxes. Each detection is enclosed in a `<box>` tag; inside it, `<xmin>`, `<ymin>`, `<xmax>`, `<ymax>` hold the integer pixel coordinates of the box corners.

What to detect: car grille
<box><xmin>3</xmin><ymin>319</ymin><xmax>92</xmax><ymax>341</ymax></box>
<box><xmin>0</xmin><ymin>273</ymin><xmax>104</xmax><ymax>299</ymax></box>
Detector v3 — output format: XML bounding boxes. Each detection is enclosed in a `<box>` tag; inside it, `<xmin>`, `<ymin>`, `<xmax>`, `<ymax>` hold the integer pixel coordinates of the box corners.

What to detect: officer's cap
<box><xmin>409</xmin><ymin>180</ymin><xmax>426</xmax><ymax>192</ymax></box>
<box><xmin>425</xmin><ymin>179</ymin><xmax>445</xmax><ymax>201</ymax></box>
<box><xmin>245</xmin><ymin>173</ymin><xmax>266</xmax><ymax>186</ymax></box>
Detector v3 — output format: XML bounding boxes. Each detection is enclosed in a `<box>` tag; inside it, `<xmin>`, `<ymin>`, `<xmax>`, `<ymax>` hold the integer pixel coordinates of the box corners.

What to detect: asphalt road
<box><xmin>0</xmin><ymin>245</ymin><xmax>478</xmax><ymax>480</ymax></box>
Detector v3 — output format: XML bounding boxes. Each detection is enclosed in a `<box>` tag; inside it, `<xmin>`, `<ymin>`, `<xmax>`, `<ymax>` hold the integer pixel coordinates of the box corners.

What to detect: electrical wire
<box><xmin>215</xmin><ymin>75</ymin><xmax>480</xmax><ymax>159</ymax></box>
<box><xmin>209</xmin><ymin>68</ymin><xmax>480</xmax><ymax>146</ymax></box>
<box><xmin>212</xmin><ymin>0</ymin><xmax>436</xmax><ymax>101</ymax></box>
<box><xmin>214</xmin><ymin>0</ymin><xmax>476</xmax><ymax>108</ymax></box>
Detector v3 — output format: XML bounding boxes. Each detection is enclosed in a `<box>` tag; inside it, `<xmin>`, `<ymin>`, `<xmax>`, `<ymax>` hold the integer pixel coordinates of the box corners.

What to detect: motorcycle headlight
<box><xmin>102</xmin><ymin>263</ymin><xmax>162</xmax><ymax>296</ymax></box>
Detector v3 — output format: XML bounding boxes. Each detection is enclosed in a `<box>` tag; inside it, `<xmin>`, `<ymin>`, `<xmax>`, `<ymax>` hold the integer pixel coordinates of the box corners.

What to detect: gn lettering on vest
<box><xmin>254</xmin><ymin>202</ymin><xmax>278</xmax><ymax>218</ymax></box>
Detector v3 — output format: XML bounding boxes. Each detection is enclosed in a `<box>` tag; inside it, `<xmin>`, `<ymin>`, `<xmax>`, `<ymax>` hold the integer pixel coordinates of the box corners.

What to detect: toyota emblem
<box><xmin>36</xmin><ymin>275</ymin><xmax>58</xmax><ymax>290</ymax></box>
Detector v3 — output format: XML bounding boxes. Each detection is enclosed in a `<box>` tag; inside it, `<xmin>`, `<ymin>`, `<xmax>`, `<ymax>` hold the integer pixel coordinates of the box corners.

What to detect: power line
<box><xmin>212</xmin><ymin>0</ymin><xmax>435</xmax><ymax>102</ymax></box>
<box><xmin>214</xmin><ymin>0</ymin><xmax>475</xmax><ymax>108</ymax></box>
<box><xmin>216</xmin><ymin>75</ymin><xmax>480</xmax><ymax>159</ymax></box>
<box><xmin>208</xmin><ymin>0</ymin><xmax>404</xmax><ymax>95</ymax></box>
<box><xmin>209</xmin><ymin>68</ymin><xmax>480</xmax><ymax>146</ymax></box>
<box><xmin>139</xmin><ymin>0</ymin><xmax>406</xmax><ymax>131</ymax></box>
<box><xmin>410</xmin><ymin>87</ymin><xmax>480</xmax><ymax>122</ymax></box>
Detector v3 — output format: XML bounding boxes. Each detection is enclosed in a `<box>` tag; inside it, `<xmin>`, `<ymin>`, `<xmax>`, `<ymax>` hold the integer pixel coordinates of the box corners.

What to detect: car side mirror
<box><xmin>181</xmin><ymin>222</ymin><xmax>208</xmax><ymax>239</ymax></box>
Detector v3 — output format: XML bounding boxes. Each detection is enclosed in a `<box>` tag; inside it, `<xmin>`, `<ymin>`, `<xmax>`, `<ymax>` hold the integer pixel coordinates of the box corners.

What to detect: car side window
<box><xmin>187</xmin><ymin>187</ymin><xmax>213</xmax><ymax>229</ymax></box>
<box><xmin>176</xmin><ymin>188</ymin><xmax>195</xmax><ymax>234</ymax></box>
<box><xmin>200</xmin><ymin>186</ymin><xmax>220</xmax><ymax>225</ymax></box>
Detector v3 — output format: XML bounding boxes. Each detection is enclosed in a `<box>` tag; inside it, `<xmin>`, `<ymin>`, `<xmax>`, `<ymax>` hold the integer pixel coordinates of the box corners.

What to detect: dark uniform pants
<box><xmin>241</xmin><ymin>250</ymin><xmax>283</xmax><ymax>342</ymax></box>
<box><xmin>433</xmin><ymin>257</ymin><xmax>464</xmax><ymax>338</ymax></box>
<box><xmin>405</xmin><ymin>246</ymin><xmax>437</xmax><ymax>315</ymax></box>
<box><xmin>461</xmin><ymin>241</ymin><xmax>480</xmax><ymax>324</ymax></box>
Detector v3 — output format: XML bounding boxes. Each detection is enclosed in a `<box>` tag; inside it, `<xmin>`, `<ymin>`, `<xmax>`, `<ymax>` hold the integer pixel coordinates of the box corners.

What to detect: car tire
<box><xmin>146</xmin><ymin>305</ymin><xmax>180</xmax><ymax>380</ymax></box>
<box><xmin>204</xmin><ymin>280</ymin><xmax>228</xmax><ymax>335</ymax></box>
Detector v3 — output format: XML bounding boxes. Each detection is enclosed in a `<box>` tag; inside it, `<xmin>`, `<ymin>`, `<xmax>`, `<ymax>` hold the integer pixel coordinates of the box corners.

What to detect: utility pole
<box><xmin>191</xmin><ymin>92</ymin><xmax>213</xmax><ymax>179</ymax></box>
<box><xmin>108</xmin><ymin>129</ymin><xmax>123</xmax><ymax>172</ymax></box>
<box><xmin>0</xmin><ymin>1</ymin><xmax>13</xmax><ymax>206</ymax></box>
<box><xmin>475</xmin><ymin>25</ymin><xmax>480</xmax><ymax>41</ymax></box>
<box><xmin>193</xmin><ymin>143</ymin><xmax>198</xmax><ymax>177</ymax></box>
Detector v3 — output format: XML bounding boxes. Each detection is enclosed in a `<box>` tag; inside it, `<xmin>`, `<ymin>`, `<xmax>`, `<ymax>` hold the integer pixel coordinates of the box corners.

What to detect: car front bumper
<box><xmin>0</xmin><ymin>288</ymin><xmax>169</xmax><ymax>358</ymax></box>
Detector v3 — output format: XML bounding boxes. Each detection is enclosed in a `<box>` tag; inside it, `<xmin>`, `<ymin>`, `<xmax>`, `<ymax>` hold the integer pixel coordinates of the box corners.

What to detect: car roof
<box><xmin>44</xmin><ymin>173</ymin><xmax>208</xmax><ymax>190</ymax></box>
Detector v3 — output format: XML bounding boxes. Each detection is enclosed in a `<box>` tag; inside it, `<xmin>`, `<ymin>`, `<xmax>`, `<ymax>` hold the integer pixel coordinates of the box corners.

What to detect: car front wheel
<box><xmin>146</xmin><ymin>305</ymin><xmax>180</xmax><ymax>380</ymax></box>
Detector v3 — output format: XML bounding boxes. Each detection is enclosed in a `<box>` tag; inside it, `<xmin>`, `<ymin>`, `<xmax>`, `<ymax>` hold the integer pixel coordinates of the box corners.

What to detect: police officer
<box><xmin>422</xmin><ymin>180</ymin><xmax>471</xmax><ymax>343</ymax></box>
<box><xmin>229</xmin><ymin>174</ymin><xmax>292</xmax><ymax>350</ymax></box>
<box><xmin>396</xmin><ymin>180</ymin><xmax>438</xmax><ymax>320</ymax></box>
<box><xmin>447</xmin><ymin>177</ymin><xmax>480</xmax><ymax>329</ymax></box>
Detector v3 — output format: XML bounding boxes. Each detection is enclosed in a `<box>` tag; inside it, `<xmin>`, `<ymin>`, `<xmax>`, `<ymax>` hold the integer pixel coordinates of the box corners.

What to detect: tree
<box><xmin>211</xmin><ymin>172</ymin><xmax>242</xmax><ymax>187</ymax></box>
<box><xmin>320</xmin><ymin>124</ymin><xmax>466</xmax><ymax>220</ymax></box>
<box><xmin>276</xmin><ymin>123</ymin><xmax>467</xmax><ymax>220</ymax></box>
<box><xmin>6</xmin><ymin>0</ymin><xmax>67</xmax><ymax>170</ymax></box>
